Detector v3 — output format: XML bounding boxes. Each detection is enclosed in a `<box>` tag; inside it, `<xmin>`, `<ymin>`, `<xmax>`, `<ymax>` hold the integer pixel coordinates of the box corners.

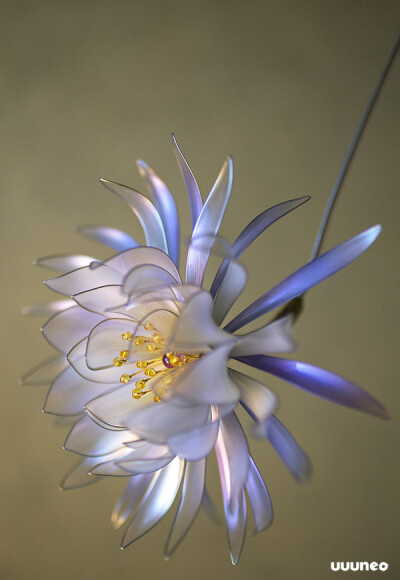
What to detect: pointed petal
<box><xmin>253</xmin><ymin>416</ymin><xmax>311</xmax><ymax>482</ymax></box>
<box><xmin>231</xmin><ymin>315</ymin><xmax>296</xmax><ymax>356</ymax></box>
<box><xmin>64</xmin><ymin>414</ymin><xmax>135</xmax><ymax>456</ymax></box>
<box><xmin>105</xmin><ymin>247</ymin><xmax>180</xmax><ymax>279</ymax></box>
<box><xmin>21</xmin><ymin>299</ymin><xmax>75</xmax><ymax>317</ymax></box>
<box><xmin>76</xmin><ymin>225</ymin><xmax>139</xmax><ymax>252</ymax></box>
<box><xmin>60</xmin><ymin>457</ymin><xmax>103</xmax><ymax>491</ymax></box>
<box><xmin>164</xmin><ymin>459</ymin><xmax>206</xmax><ymax>557</ymax></box>
<box><xmin>124</xmin><ymin>264</ymin><xmax>179</xmax><ymax>297</ymax></box>
<box><xmin>213</xmin><ymin>260</ymin><xmax>247</xmax><ymax>325</ymax></box>
<box><xmin>45</xmin><ymin>263</ymin><xmax>122</xmax><ymax>296</ymax></box>
<box><xmin>237</xmin><ymin>355</ymin><xmax>390</xmax><ymax>419</ymax></box>
<box><xmin>42</xmin><ymin>306</ymin><xmax>104</xmax><ymax>353</ymax></box>
<box><xmin>100</xmin><ymin>179</ymin><xmax>168</xmax><ymax>253</ymax></box>
<box><xmin>68</xmin><ymin>338</ymin><xmax>130</xmax><ymax>384</ymax></box>
<box><xmin>137</xmin><ymin>160</ymin><xmax>180</xmax><ymax>267</ymax></box>
<box><xmin>229</xmin><ymin>369</ymin><xmax>277</xmax><ymax>423</ymax></box>
<box><xmin>167</xmin><ymin>421</ymin><xmax>219</xmax><ymax>461</ymax></box>
<box><xmin>186</xmin><ymin>157</ymin><xmax>233</xmax><ymax>285</ymax></box>
<box><xmin>172</xmin><ymin>134</ymin><xmax>202</xmax><ymax>231</ymax></box>
<box><xmin>121</xmin><ymin>457</ymin><xmax>184</xmax><ymax>548</ymax></box>
<box><xmin>245</xmin><ymin>456</ymin><xmax>273</xmax><ymax>533</ymax></box>
<box><xmin>73</xmin><ymin>285</ymin><xmax>125</xmax><ymax>316</ymax></box>
<box><xmin>226</xmin><ymin>225</ymin><xmax>382</xmax><ymax>332</ymax></box>
<box><xmin>111</xmin><ymin>474</ymin><xmax>154</xmax><ymax>529</ymax></box>
<box><xmin>34</xmin><ymin>254</ymin><xmax>98</xmax><ymax>273</ymax></box>
<box><xmin>19</xmin><ymin>355</ymin><xmax>67</xmax><ymax>386</ymax></box>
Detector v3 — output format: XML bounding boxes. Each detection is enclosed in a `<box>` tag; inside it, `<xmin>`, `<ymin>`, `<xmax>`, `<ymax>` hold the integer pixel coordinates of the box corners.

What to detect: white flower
<box><xmin>21</xmin><ymin>136</ymin><xmax>388</xmax><ymax>564</ymax></box>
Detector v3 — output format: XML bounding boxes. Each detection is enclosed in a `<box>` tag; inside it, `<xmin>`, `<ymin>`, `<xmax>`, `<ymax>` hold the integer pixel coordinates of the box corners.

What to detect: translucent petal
<box><xmin>76</xmin><ymin>225</ymin><xmax>139</xmax><ymax>252</ymax></box>
<box><xmin>42</xmin><ymin>306</ymin><xmax>104</xmax><ymax>353</ymax></box>
<box><xmin>88</xmin><ymin>448</ymin><xmax>133</xmax><ymax>476</ymax></box>
<box><xmin>100</xmin><ymin>178</ymin><xmax>168</xmax><ymax>253</ymax></box>
<box><xmin>121</xmin><ymin>457</ymin><xmax>184</xmax><ymax>548</ymax></box>
<box><xmin>253</xmin><ymin>416</ymin><xmax>311</xmax><ymax>482</ymax></box>
<box><xmin>117</xmin><ymin>455</ymin><xmax>174</xmax><ymax>475</ymax></box>
<box><xmin>169</xmin><ymin>291</ymin><xmax>232</xmax><ymax>351</ymax></box>
<box><xmin>231</xmin><ymin>315</ymin><xmax>296</xmax><ymax>356</ymax></box>
<box><xmin>229</xmin><ymin>369</ymin><xmax>277</xmax><ymax>423</ymax></box>
<box><xmin>227</xmin><ymin>490</ymin><xmax>246</xmax><ymax>565</ymax></box>
<box><xmin>68</xmin><ymin>338</ymin><xmax>131</xmax><ymax>384</ymax></box>
<box><xmin>64</xmin><ymin>414</ymin><xmax>136</xmax><ymax>456</ymax></box>
<box><xmin>85</xmin><ymin>384</ymin><xmax>151</xmax><ymax>429</ymax></box>
<box><xmin>111</xmin><ymin>474</ymin><xmax>154</xmax><ymax>529</ymax></box>
<box><xmin>124</xmin><ymin>264</ymin><xmax>179</xmax><ymax>297</ymax></box>
<box><xmin>106</xmin><ymin>247</ymin><xmax>180</xmax><ymax>280</ymax></box>
<box><xmin>171</xmin><ymin>344</ymin><xmax>240</xmax><ymax>405</ymax></box>
<box><xmin>186</xmin><ymin>157</ymin><xmax>233</xmax><ymax>285</ymax></box>
<box><xmin>172</xmin><ymin>134</ymin><xmax>202</xmax><ymax>231</ymax></box>
<box><xmin>226</xmin><ymin>225</ymin><xmax>381</xmax><ymax>332</ymax></box>
<box><xmin>164</xmin><ymin>459</ymin><xmax>206</xmax><ymax>557</ymax></box>
<box><xmin>213</xmin><ymin>260</ymin><xmax>247</xmax><ymax>325</ymax></box>
<box><xmin>73</xmin><ymin>285</ymin><xmax>125</xmax><ymax>316</ymax></box>
<box><xmin>237</xmin><ymin>354</ymin><xmax>390</xmax><ymax>419</ymax></box>
<box><xmin>137</xmin><ymin>160</ymin><xmax>180</xmax><ymax>267</ymax></box>
<box><xmin>21</xmin><ymin>299</ymin><xmax>75</xmax><ymax>317</ymax></box>
<box><xmin>216</xmin><ymin>413</ymin><xmax>250</xmax><ymax>509</ymax></box>
<box><xmin>167</xmin><ymin>420</ymin><xmax>219</xmax><ymax>461</ymax></box>
<box><xmin>201</xmin><ymin>487</ymin><xmax>221</xmax><ymax>525</ymax></box>
<box><xmin>19</xmin><ymin>355</ymin><xmax>67</xmax><ymax>386</ymax></box>
<box><xmin>34</xmin><ymin>254</ymin><xmax>98</xmax><ymax>273</ymax></box>
<box><xmin>44</xmin><ymin>365</ymin><xmax>114</xmax><ymax>416</ymax></box>
<box><xmin>85</xmin><ymin>318</ymin><xmax>140</xmax><ymax>371</ymax></box>
<box><xmin>245</xmin><ymin>456</ymin><xmax>273</xmax><ymax>533</ymax></box>
<box><xmin>45</xmin><ymin>263</ymin><xmax>122</xmax><ymax>296</ymax></box>
<box><xmin>60</xmin><ymin>457</ymin><xmax>102</xmax><ymax>491</ymax></box>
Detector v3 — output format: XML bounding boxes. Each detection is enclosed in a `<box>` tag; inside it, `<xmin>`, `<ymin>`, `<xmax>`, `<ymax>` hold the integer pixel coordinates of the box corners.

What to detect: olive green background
<box><xmin>1</xmin><ymin>1</ymin><xmax>399</xmax><ymax>579</ymax></box>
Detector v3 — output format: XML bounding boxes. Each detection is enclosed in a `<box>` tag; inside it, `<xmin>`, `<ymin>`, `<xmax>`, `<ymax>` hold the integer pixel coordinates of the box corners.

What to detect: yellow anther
<box><xmin>153</xmin><ymin>332</ymin><xmax>163</xmax><ymax>343</ymax></box>
<box><xmin>135</xmin><ymin>337</ymin><xmax>145</xmax><ymax>345</ymax></box>
<box><xmin>153</xmin><ymin>396</ymin><xmax>161</xmax><ymax>403</ymax></box>
<box><xmin>121</xmin><ymin>332</ymin><xmax>133</xmax><ymax>341</ymax></box>
<box><xmin>146</xmin><ymin>343</ymin><xmax>157</xmax><ymax>351</ymax></box>
<box><xmin>168</xmin><ymin>353</ymin><xmax>182</xmax><ymax>366</ymax></box>
<box><xmin>136</xmin><ymin>360</ymin><xmax>148</xmax><ymax>369</ymax></box>
<box><xmin>144</xmin><ymin>322</ymin><xmax>154</xmax><ymax>331</ymax></box>
<box><xmin>135</xmin><ymin>380</ymin><xmax>147</xmax><ymax>390</ymax></box>
<box><xmin>120</xmin><ymin>350</ymin><xmax>129</xmax><ymax>359</ymax></box>
<box><xmin>145</xmin><ymin>368</ymin><xmax>157</xmax><ymax>377</ymax></box>
<box><xmin>113</xmin><ymin>357</ymin><xmax>125</xmax><ymax>367</ymax></box>
<box><xmin>120</xmin><ymin>374</ymin><xmax>131</xmax><ymax>384</ymax></box>
<box><xmin>132</xmin><ymin>391</ymin><xmax>142</xmax><ymax>400</ymax></box>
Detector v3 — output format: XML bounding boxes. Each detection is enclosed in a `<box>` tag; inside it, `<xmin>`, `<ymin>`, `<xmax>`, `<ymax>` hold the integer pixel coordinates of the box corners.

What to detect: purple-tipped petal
<box><xmin>226</xmin><ymin>225</ymin><xmax>381</xmax><ymax>332</ymax></box>
<box><xmin>137</xmin><ymin>160</ymin><xmax>180</xmax><ymax>267</ymax></box>
<box><xmin>245</xmin><ymin>456</ymin><xmax>273</xmax><ymax>533</ymax></box>
<box><xmin>172</xmin><ymin>134</ymin><xmax>202</xmax><ymax>231</ymax></box>
<box><xmin>100</xmin><ymin>179</ymin><xmax>168</xmax><ymax>253</ymax></box>
<box><xmin>76</xmin><ymin>225</ymin><xmax>139</xmax><ymax>252</ymax></box>
<box><xmin>164</xmin><ymin>459</ymin><xmax>206</xmax><ymax>558</ymax></box>
<box><xmin>237</xmin><ymin>355</ymin><xmax>390</xmax><ymax>419</ymax></box>
<box><xmin>253</xmin><ymin>416</ymin><xmax>311</xmax><ymax>482</ymax></box>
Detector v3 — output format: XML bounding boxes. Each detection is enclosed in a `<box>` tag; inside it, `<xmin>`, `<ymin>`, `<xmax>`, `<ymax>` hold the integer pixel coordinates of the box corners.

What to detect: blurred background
<box><xmin>1</xmin><ymin>1</ymin><xmax>399</xmax><ymax>578</ymax></box>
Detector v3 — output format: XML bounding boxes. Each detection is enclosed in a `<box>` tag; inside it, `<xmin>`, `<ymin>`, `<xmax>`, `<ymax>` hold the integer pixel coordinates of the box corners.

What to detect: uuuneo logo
<box><xmin>330</xmin><ymin>562</ymin><xmax>389</xmax><ymax>572</ymax></box>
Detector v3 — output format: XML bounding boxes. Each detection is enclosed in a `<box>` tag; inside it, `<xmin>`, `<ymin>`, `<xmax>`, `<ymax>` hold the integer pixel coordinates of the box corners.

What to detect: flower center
<box><xmin>112</xmin><ymin>325</ymin><xmax>199</xmax><ymax>403</ymax></box>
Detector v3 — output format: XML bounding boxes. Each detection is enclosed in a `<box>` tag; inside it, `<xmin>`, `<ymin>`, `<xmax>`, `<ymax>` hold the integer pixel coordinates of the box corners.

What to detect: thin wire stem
<box><xmin>310</xmin><ymin>33</ymin><xmax>400</xmax><ymax>262</ymax></box>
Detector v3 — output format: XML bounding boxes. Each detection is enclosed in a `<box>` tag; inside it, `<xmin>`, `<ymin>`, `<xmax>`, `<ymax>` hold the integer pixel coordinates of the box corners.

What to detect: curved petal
<box><xmin>186</xmin><ymin>157</ymin><xmax>233</xmax><ymax>285</ymax></box>
<box><xmin>124</xmin><ymin>264</ymin><xmax>179</xmax><ymax>297</ymax></box>
<box><xmin>167</xmin><ymin>420</ymin><xmax>219</xmax><ymax>461</ymax></box>
<box><xmin>172</xmin><ymin>134</ymin><xmax>202</xmax><ymax>230</ymax></box>
<box><xmin>231</xmin><ymin>315</ymin><xmax>296</xmax><ymax>356</ymax></box>
<box><xmin>60</xmin><ymin>457</ymin><xmax>103</xmax><ymax>491</ymax></box>
<box><xmin>64</xmin><ymin>414</ymin><xmax>135</xmax><ymax>456</ymax></box>
<box><xmin>76</xmin><ymin>225</ymin><xmax>139</xmax><ymax>252</ymax></box>
<box><xmin>21</xmin><ymin>299</ymin><xmax>75</xmax><ymax>317</ymax></box>
<box><xmin>245</xmin><ymin>456</ymin><xmax>273</xmax><ymax>533</ymax></box>
<box><xmin>111</xmin><ymin>474</ymin><xmax>154</xmax><ymax>529</ymax></box>
<box><xmin>73</xmin><ymin>285</ymin><xmax>125</xmax><ymax>316</ymax></box>
<box><xmin>117</xmin><ymin>455</ymin><xmax>174</xmax><ymax>475</ymax></box>
<box><xmin>229</xmin><ymin>369</ymin><xmax>277</xmax><ymax>423</ymax></box>
<box><xmin>213</xmin><ymin>260</ymin><xmax>247</xmax><ymax>325</ymax></box>
<box><xmin>137</xmin><ymin>160</ymin><xmax>180</xmax><ymax>267</ymax></box>
<box><xmin>106</xmin><ymin>247</ymin><xmax>180</xmax><ymax>280</ymax></box>
<box><xmin>236</xmin><ymin>355</ymin><xmax>390</xmax><ymax>419</ymax></box>
<box><xmin>19</xmin><ymin>355</ymin><xmax>68</xmax><ymax>386</ymax></box>
<box><xmin>164</xmin><ymin>459</ymin><xmax>206</xmax><ymax>558</ymax></box>
<box><xmin>44</xmin><ymin>365</ymin><xmax>114</xmax><ymax>416</ymax></box>
<box><xmin>121</xmin><ymin>457</ymin><xmax>184</xmax><ymax>548</ymax></box>
<box><xmin>45</xmin><ymin>263</ymin><xmax>122</xmax><ymax>296</ymax></box>
<box><xmin>68</xmin><ymin>338</ymin><xmax>131</xmax><ymax>384</ymax></box>
<box><xmin>253</xmin><ymin>416</ymin><xmax>311</xmax><ymax>482</ymax></box>
<box><xmin>34</xmin><ymin>254</ymin><xmax>98</xmax><ymax>273</ymax></box>
<box><xmin>225</xmin><ymin>225</ymin><xmax>381</xmax><ymax>332</ymax></box>
<box><xmin>42</xmin><ymin>306</ymin><xmax>104</xmax><ymax>353</ymax></box>
<box><xmin>100</xmin><ymin>179</ymin><xmax>168</xmax><ymax>253</ymax></box>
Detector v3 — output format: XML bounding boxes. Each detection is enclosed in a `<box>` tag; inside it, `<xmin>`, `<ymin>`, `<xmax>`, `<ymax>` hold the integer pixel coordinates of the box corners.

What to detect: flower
<box><xmin>21</xmin><ymin>135</ymin><xmax>389</xmax><ymax>564</ymax></box>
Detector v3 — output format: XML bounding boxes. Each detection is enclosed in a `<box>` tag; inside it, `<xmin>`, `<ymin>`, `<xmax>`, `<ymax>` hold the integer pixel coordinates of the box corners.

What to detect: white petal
<box><xmin>231</xmin><ymin>315</ymin><xmax>296</xmax><ymax>356</ymax></box>
<box><xmin>76</xmin><ymin>225</ymin><xmax>139</xmax><ymax>252</ymax></box>
<box><xmin>21</xmin><ymin>299</ymin><xmax>75</xmax><ymax>317</ymax></box>
<box><xmin>34</xmin><ymin>254</ymin><xmax>99</xmax><ymax>273</ymax></box>
<box><xmin>245</xmin><ymin>456</ymin><xmax>273</xmax><ymax>533</ymax></box>
<box><xmin>229</xmin><ymin>369</ymin><xmax>277</xmax><ymax>423</ymax></box>
<box><xmin>167</xmin><ymin>420</ymin><xmax>219</xmax><ymax>461</ymax></box>
<box><xmin>68</xmin><ymin>338</ymin><xmax>129</xmax><ymax>384</ymax></box>
<box><xmin>45</xmin><ymin>263</ymin><xmax>122</xmax><ymax>296</ymax></box>
<box><xmin>111</xmin><ymin>474</ymin><xmax>154</xmax><ymax>529</ymax></box>
<box><xmin>64</xmin><ymin>414</ymin><xmax>136</xmax><ymax>456</ymax></box>
<box><xmin>42</xmin><ymin>306</ymin><xmax>104</xmax><ymax>353</ymax></box>
<box><xmin>60</xmin><ymin>457</ymin><xmax>102</xmax><ymax>490</ymax></box>
<box><xmin>73</xmin><ymin>285</ymin><xmax>126</xmax><ymax>316</ymax></box>
<box><xmin>106</xmin><ymin>246</ymin><xmax>180</xmax><ymax>280</ymax></box>
<box><xmin>124</xmin><ymin>264</ymin><xmax>179</xmax><ymax>297</ymax></box>
<box><xmin>19</xmin><ymin>355</ymin><xmax>68</xmax><ymax>386</ymax></box>
<box><xmin>121</xmin><ymin>457</ymin><xmax>184</xmax><ymax>548</ymax></box>
<box><xmin>213</xmin><ymin>260</ymin><xmax>247</xmax><ymax>325</ymax></box>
